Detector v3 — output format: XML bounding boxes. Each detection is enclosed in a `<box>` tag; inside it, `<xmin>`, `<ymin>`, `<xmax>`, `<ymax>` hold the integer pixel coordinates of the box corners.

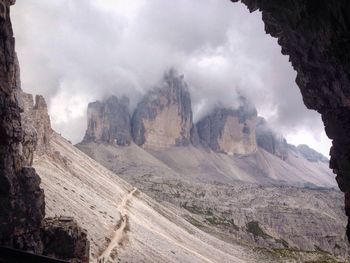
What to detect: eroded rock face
<box><xmin>0</xmin><ymin>0</ymin><xmax>45</xmax><ymax>252</ymax></box>
<box><xmin>83</xmin><ymin>96</ymin><xmax>131</xmax><ymax>146</ymax></box>
<box><xmin>18</xmin><ymin>92</ymin><xmax>52</xmax><ymax>159</ymax></box>
<box><xmin>0</xmin><ymin>2</ymin><xmax>89</xmax><ymax>261</ymax></box>
<box><xmin>256</xmin><ymin>117</ymin><xmax>288</xmax><ymax>160</ymax></box>
<box><xmin>132</xmin><ymin>70</ymin><xmax>193</xmax><ymax>149</ymax></box>
<box><xmin>197</xmin><ymin>97</ymin><xmax>257</xmax><ymax>155</ymax></box>
<box><xmin>42</xmin><ymin>217</ymin><xmax>90</xmax><ymax>263</ymax></box>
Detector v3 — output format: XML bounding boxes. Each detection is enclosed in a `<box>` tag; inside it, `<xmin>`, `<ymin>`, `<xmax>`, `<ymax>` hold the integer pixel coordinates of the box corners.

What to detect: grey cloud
<box><xmin>11</xmin><ymin>0</ymin><xmax>329</xmax><ymax>154</ymax></box>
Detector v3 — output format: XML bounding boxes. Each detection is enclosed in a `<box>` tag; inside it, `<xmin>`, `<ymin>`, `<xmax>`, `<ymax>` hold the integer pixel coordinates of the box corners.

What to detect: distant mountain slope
<box><xmin>35</xmin><ymin>133</ymin><xmax>276</xmax><ymax>263</ymax></box>
<box><xmin>77</xmin><ymin>141</ymin><xmax>348</xmax><ymax>258</ymax></box>
<box><xmin>74</xmin><ymin>71</ymin><xmax>347</xmax><ymax>260</ymax></box>
<box><xmin>78</xmin><ymin>140</ymin><xmax>335</xmax><ymax>188</ymax></box>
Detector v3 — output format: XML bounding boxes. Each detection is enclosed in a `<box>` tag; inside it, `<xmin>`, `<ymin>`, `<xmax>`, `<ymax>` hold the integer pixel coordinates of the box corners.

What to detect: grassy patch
<box><xmin>246</xmin><ymin>221</ymin><xmax>272</xmax><ymax>239</ymax></box>
<box><xmin>184</xmin><ymin>215</ymin><xmax>205</xmax><ymax>228</ymax></box>
<box><xmin>205</xmin><ymin>216</ymin><xmax>239</xmax><ymax>231</ymax></box>
<box><xmin>253</xmin><ymin>247</ymin><xmax>345</xmax><ymax>263</ymax></box>
<box><xmin>181</xmin><ymin>203</ymin><xmax>213</xmax><ymax>216</ymax></box>
<box><xmin>275</xmin><ymin>238</ymin><xmax>289</xmax><ymax>248</ymax></box>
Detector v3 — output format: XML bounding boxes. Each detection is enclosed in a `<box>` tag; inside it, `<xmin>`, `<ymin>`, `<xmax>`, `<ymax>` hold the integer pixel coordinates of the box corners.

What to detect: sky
<box><xmin>11</xmin><ymin>0</ymin><xmax>331</xmax><ymax>156</ymax></box>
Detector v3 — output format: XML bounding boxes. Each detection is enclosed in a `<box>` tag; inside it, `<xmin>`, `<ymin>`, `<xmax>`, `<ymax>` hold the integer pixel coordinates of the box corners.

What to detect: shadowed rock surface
<box><xmin>132</xmin><ymin>70</ymin><xmax>194</xmax><ymax>149</ymax></box>
<box><xmin>42</xmin><ymin>217</ymin><xmax>90</xmax><ymax>263</ymax></box>
<box><xmin>256</xmin><ymin>117</ymin><xmax>289</xmax><ymax>160</ymax></box>
<box><xmin>196</xmin><ymin>97</ymin><xmax>258</xmax><ymax>155</ymax></box>
<box><xmin>83</xmin><ymin>96</ymin><xmax>132</xmax><ymax>146</ymax></box>
<box><xmin>19</xmin><ymin>91</ymin><xmax>90</xmax><ymax>262</ymax></box>
<box><xmin>0</xmin><ymin>0</ymin><xmax>44</xmax><ymax>253</ymax></box>
<box><xmin>296</xmin><ymin>144</ymin><xmax>329</xmax><ymax>163</ymax></box>
<box><xmin>0</xmin><ymin>1</ymin><xmax>89</xmax><ymax>261</ymax></box>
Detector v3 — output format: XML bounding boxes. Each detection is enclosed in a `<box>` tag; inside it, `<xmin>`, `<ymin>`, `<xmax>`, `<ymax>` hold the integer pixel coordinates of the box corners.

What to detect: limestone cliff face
<box><xmin>132</xmin><ymin>70</ymin><xmax>193</xmax><ymax>149</ymax></box>
<box><xmin>19</xmin><ymin>92</ymin><xmax>52</xmax><ymax>159</ymax></box>
<box><xmin>83</xmin><ymin>96</ymin><xmax>131</xmax><ymax>146</ymax></box>
<box><xmin>256</xmin><ymin>117</ymin><xmax>289</xmax><ymax>160</ymax></box>
<box><xmin>197</xmin><ymin>98</ymin><xmax>258</xmax><ymax>155</ymax></box>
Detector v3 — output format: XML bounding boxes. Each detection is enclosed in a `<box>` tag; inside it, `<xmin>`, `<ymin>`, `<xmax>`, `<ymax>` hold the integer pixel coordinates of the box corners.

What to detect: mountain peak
<box><xmin>83</xmin><ymin>96</ymin><xmax>132</xmax><ymax>146</ymax></box>
<box><xmin>196</xmin><ymin>97</ymin><xmax>258</xmax><ymax>155</ymax></box>
<box><xmin>131</xmin><ymin>71</ymin><xmax>194</xmax><ymax>149</ymax></box>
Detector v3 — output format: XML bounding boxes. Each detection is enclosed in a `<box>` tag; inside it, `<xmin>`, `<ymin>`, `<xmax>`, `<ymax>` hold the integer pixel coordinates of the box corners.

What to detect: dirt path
<box><xmin>98</xmin><ymin>188</ymin><xmax>137</xmax><ymax>263</ymax></box>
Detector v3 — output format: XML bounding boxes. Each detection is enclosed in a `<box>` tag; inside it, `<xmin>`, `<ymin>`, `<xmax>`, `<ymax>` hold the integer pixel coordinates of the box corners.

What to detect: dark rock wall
<box><xmin>230</xmin><ymin>0</ymin><xmax>350</xmax><ymax>239</ymax></box>
<box><xmin>0</xmin><ymin>1</ymin><xmax>89</xmax><ymax>261</ymax></box>
<box><xmin>83</xmin><ymin>95</ymin><xmax>132</xmax><ymax>146</ymax></box>
<box><xmin>0</xmin><ymin>0</ymin><xmax>44</xmax><ymax>252</ymax></box>
<box><xmin>42</xmin><ymin>217</ymin><xmax>90</xmax><ymax>263</ymax></box>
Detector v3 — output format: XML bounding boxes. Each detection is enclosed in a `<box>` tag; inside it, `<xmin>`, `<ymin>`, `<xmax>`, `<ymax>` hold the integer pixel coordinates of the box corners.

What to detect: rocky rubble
<box><xmin>77</xmin><ymin>141</ymin><xmax>347</xmax><ymax>260</ymax></box>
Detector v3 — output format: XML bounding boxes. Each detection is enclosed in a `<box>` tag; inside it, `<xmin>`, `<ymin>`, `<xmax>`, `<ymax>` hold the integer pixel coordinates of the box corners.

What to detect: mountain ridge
<box><xmin>83</xmin><ymin>70</ymin><xmax>330</xmax><ymax>167</ymax></box>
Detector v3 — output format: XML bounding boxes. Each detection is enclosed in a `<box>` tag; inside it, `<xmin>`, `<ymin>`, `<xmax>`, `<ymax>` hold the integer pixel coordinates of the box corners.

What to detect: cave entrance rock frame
<box><xmin>230</xmin><ymin>0</ymin><xmax>350</xmax><ymax>240</ymax></box>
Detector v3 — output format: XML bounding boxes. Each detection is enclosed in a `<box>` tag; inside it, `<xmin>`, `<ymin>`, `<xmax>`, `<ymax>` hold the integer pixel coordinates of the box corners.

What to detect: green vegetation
<box><xmin>205</xmin><ymin>216</ymin><xmax>239</xmax><ymax>231</ymax></box>
<box><xmin>275</xmin><ymin>238</ymin><xmax>289</xmax><ymax>248</ymax></box>
<box><xmin>253</xmin><ymin>247</ymin><xmax>346</xmax><ymax>263</ymax></box>
<box><xmin>184</xmin><ymin>215</ymin><xmax>204</xmax><ymax>228</ymax></box>
<box><xmin>304</xmin><ymin>257</ymin><xmax>342</xmax><ymax>263</ymax></box>
<box><xmin>181</xmin><ymin>203</ymin><xmax>213</xmax><ymax>216</ymax></box>
<box><xmin>246</xmin><ymin>221</ymin><xmax>272</xmax><ymax>239</ymax></box>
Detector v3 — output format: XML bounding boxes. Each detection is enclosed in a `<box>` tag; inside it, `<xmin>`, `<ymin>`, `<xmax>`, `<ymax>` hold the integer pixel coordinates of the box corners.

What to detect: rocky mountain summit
<box><xmin>132</xmin><ymin>70</ymin><xmax>194</xmax><ymax>149</ymax></box>
<box><xmin>197</xmin><ymin>97</ymin><xmax>258</xmax><ymax>155</ymax></box>
<box><xmin>83</xmin><ymin>71</ymin><xmax>330</xmax><ymax>166</ymax></box>
<box><xmin>255</xmin><ymin>117</ymin><xmax>289</xmax><ymax>161</ymax></box>
<box><xmin>83</xmin><ymin>96</ymin><xmax>132</xmax><ymax>146</ymax></box>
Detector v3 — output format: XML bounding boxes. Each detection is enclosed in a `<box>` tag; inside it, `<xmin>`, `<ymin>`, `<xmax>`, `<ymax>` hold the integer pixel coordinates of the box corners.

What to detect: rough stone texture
<box><xmin>190</xmin><ymin>125</ymin><xmax>201</xmax><ymax>147</ymax></box>
<box><xmin>0</xmin><ymin>2</ymin><xmax>89</xmax><ymax>261</ymax></box>
<box><xmin>230</xmin><ymin>0</ymin><xmax>350</xmax><ymax>240</ymax></box>
<box><xmin>0</xmin><ymin>0</ymin><xmax>45</xmax><ymax>253</ymax></box>
<box><xmin>18</xmin><ymin>92</ymin><xmax>52</xmax><ymax>158</ymax></box>
<box><xmin>197</xmin><ymin>97</ymin><xmax>258</xmax><ymax>155</ymax></box>
<box><xmin>83</xmin><ymin>95</ymin><xmax>132</xmax><ymax>146</ymax></box>
<box><xmin>256</xmin><ymin>117</ymin><xmax>289</xmax><ymax>160</ymax></box>
<box><xmin>132</xmin><ymin>70</ymin><xmax>194</xmax><ymax>149</ymax></box>
<box><xmin>42</xmin><ymin>217</ymin><xmax>90</xmax><ymax>263</ymax></box>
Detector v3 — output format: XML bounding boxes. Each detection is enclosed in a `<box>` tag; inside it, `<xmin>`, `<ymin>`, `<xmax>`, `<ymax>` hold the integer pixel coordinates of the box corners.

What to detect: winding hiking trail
<box><xmin>98</xmin><ymin>188</ymin><xmax>137</xmax><ymax>263</ymax></box>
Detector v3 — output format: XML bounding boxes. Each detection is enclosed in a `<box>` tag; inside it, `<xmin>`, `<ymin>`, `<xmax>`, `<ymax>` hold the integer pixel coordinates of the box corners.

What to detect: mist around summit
<box><xmin>12</xmin><ymin>0</ymin><xmax>330</xmax><ymax>156</ymax></box>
